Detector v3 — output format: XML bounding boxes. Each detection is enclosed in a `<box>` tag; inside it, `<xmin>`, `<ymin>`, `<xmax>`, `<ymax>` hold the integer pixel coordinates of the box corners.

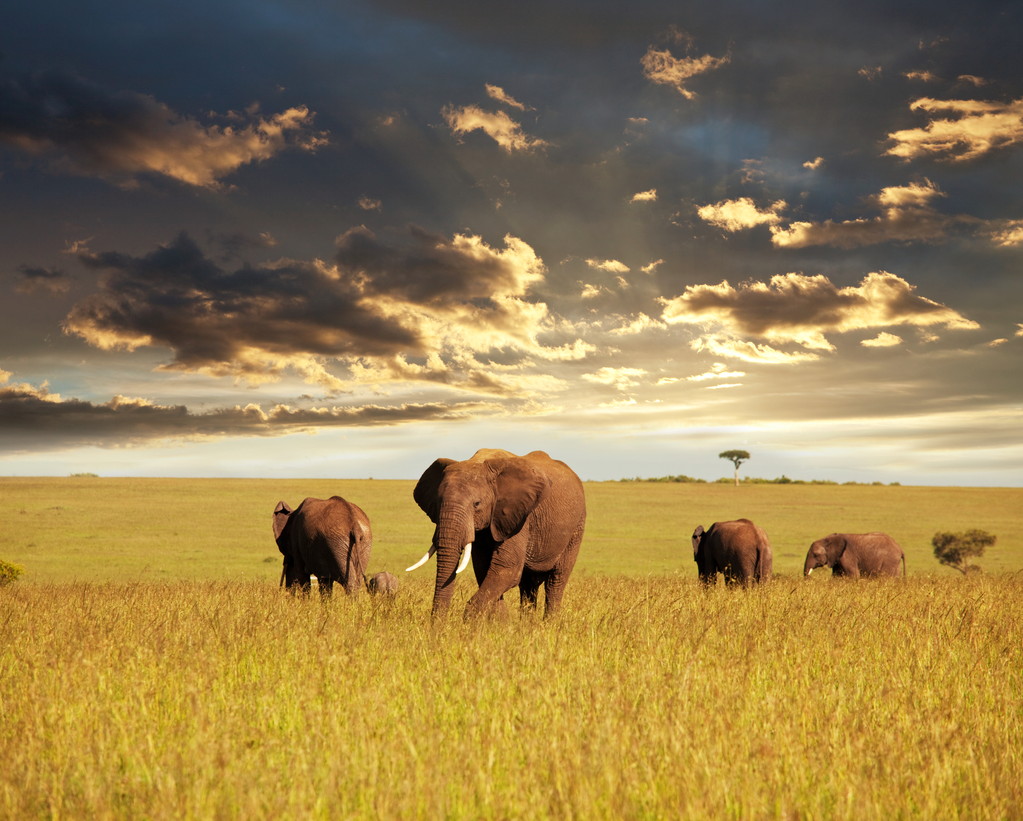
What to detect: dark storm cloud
<box><xmin>334</xmin><ymin>224</ymin><xmax>537</xmax><ymax>303</ymax></box>
<box><xmin>64</xmin><ymin>232</ymin><xmax>418</xmax><ymax>379</ymax></box>
<box><xmin>0</xmin><ymin>69</ymin><xmax>325</xmax><ymax>188</ymax></box>
<box><xmin>14</xmin><ymin>265</ymin><xmax>72</xmax><ymax>295</ymax></box>
<box><xmin>0</xmin><ymin>374</ymin><xmax>500</xmax><ymax>450</ymax></box>
<box><xmin>60</xmin><ymin>228</ymin><xmax>562</xmax><ymax>391</ymax></box>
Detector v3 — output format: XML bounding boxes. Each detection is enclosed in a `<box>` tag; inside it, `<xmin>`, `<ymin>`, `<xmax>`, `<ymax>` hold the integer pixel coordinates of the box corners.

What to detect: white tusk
<box><xmin>807</xmin><ymin>567</ymin><xmax>813</xmax><ymax>576</ymax></box>
<box><xmin>405</xmin><ymin>544</ymin><xmax>437</xmax><ymax>572</ymax></box>
<box><xmin>455</xmin><ymin>542</ymin><xmax>472</xmax><ymax>574</ymax></box>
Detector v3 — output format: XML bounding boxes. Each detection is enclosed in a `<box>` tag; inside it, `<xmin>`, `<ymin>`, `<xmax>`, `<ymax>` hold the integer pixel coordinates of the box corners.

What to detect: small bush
<box><xmin>932</xmin><ymin>529</ymin><xmax>996</xmax><ymax>575</ymax></box>
<box><xmin>0</xmin><ymin>560</ymin><xmax>23</xmax><ymax>586</ymax></box>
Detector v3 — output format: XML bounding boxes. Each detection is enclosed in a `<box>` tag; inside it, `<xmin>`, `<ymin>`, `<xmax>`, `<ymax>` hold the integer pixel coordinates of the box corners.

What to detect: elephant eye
<box><xmin>473</xmin><ymin>500</ymin><xmax>481</xmax><ymax>509</ymax></box>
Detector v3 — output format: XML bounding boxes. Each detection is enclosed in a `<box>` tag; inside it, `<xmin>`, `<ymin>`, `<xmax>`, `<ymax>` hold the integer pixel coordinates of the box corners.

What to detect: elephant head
<box><xmin>409</xmin><ymin>452</ymin><xmax>550</xmax><ymax>616</ymax></box>
<box><xmin>272</xmin><ymin>500</ymin><xmax>295</xmax><ymax>587</ymax></box>
<box><xmin>692</xmin><ymin>525</ymin><xmax>705</xmax><ymax>560</ymax></box>
<box><xmin>804</xmin><ymin>534</ymin><xmax>844</xmax><ymax>576</ymax></box>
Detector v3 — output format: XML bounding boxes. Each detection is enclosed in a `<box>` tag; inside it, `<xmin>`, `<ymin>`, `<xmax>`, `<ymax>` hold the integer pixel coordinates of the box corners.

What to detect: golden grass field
<box><xmin>1</xmin><ymin>478</ymin><xmax>1021</xmax><ymax>818</ymax></box>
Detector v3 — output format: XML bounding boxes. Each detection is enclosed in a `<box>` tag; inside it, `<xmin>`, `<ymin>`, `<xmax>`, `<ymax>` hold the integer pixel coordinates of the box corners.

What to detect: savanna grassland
<box><xmin>1</xmin><ymin>478</ymin><xmax>1021</xmax><ymax>819</ymax></box>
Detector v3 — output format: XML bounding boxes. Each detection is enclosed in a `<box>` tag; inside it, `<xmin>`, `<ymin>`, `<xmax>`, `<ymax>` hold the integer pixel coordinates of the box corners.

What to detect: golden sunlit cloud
<box><xmin>858</xmin><ymin>66</ymin><xmax>883</xmax><ymax>81</ymax></box>
<box><xmin>905</xmin><ymin>70</ymin><xmax>939</xmax><ymax>82</ymax></box>
<box><xmin>697</xmin><ymin>197</ymin><xmax>787</xmax><ymax>231</ymax></box>
<box><xmin>987</xmin><ymin>220</ymin><xmax>1023</xmax><ymax>247</ymax></box>
<box><xmin>660</xmin><ymin>271</ymin><xmax>978</xmax><ymax>362</ymax></box>
<box><xmin>686</xmin><ymin>362</ymin><xmax>747</xmax><ymax>381</ymax></box>
<box><xmin>62</xmin><ymin>229</ymin><xmax>594</xmax><ymax>397</ymax></box>
<box><xmin>586</xmin><ymin>258</ymin><xmax>630</xmax><ymax>273</ymax></box>
<box><xmin>631</xmin><ymin>189</ymin><xmax>658</xmax><ymax>202</ymax></box>
<box><xmin>442</xmin><ymin>105</ymin><xmax>546</xmax><ymax>152</ymax></box>
<box><xmin>607</xmin><ymin>313</ymin><xmax>666</xmax><ymax>336</ymax></box>
<box><xmin>582</xmin><ymin>367</ymin><xmax>647</xmax><ymax>390</ymax></box>
<box><xmin>0</xmin><ymin>69</ymin><xmax>328</xmax><ymax>189</ymax></box>
<box><xmin>886</xmin><ymin>97</ymin><xmax>1023</xmax><ymax>161</ymax></box>
<box><xmin>641</xmin><ymin>259</ymin><xmax>664</xmax><ymax>273</ymax></box>
<box><xmin>803</xmin><ymin>156</ymin><xmax>825</xmax><ymax>170</ymax></box>
<box><xmin>768</xmin><ymin>180</ymin><xmax>958</xmax><ymax>248</ymax></box>
<box><xmin>358</xmin><ymin>196</ymin><xmax>382</xmax><ymax>211</ymax></box>
<box><xmin>641</xmin><ymin>45</ymin><xmax>729</xmax><ymax>99</ymax></box>
<box><xmin>861</xmin><ymin>332</ymin><xmax>903</xmax><ymax>348</ymax></box>
<box><xmin>485</xmin><ymin>84</ymin><xmax>529</xmax><ymax>111</ymax></box>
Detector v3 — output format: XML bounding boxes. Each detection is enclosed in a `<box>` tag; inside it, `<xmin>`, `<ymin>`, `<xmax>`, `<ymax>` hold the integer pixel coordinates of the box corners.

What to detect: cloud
<box><xmin>660</xmin><ymin>271</ymin><xmax>978</xmax><ymax>361</ymax></box>
<box><xmin>485</xmin><ymin>84</ymin><xmax>529</xmax><ymax>111</ymax></box>
<box><xmin>768</xmin><ymin>180</ymin><xmax>962</xmax><ymax>249</ymax></box>
<box><xmin>581</xmin><ymin>367</ymin><xmax>647</xmax><ymax>390</ymax></box>
<box><xmin>586</xmin><ymin>258</ymin><xmax>630</xmax><ymax>273</ymax></box>
<box><xmin>61</xmin><ymin>228</ymin><xmax>588</xmax><ymax>396</ymax></box>
<box><xmin>358</xmin><ymin>197</ymin><xmax>382</xmax><ymax>211</ymax></box>
<box><xmin>803</xmin><ymin>156</ymin><xmax>825</xmax><ymax>170</ymax></box>
<box><xmin>697</xmin><ymin>197</ymin><xmax>787</xmax><ymax>231</ymax></box>
<box><xmin>631</xmin><ymin>189</ymin><xmax>658</xmax><ymax>203</ymax></box>
<box><xmin>640</xmin><ymin>43</ymin><xmax>729</xmax><ymax>100</ymax></box>
<box><xmin>0</xmin><ymin>370</ymin><xmax>503</xmax><ymax>449</ymax></box>
<box><xmin>641</xmin><ymin>259</ymin><xmax>664</xmax><ymax>273</ymax></box>
<box><xmin>686</xmin><ymin>362</ymin><xmax>747</xmax><ymax>382</ymax></box>
<box><xmin>985</xmin><ymin>220</ymin><xmax>1023</xmax><ymax>247</ymax></box>
<box><xmin>885</xmin><ymin>97</ymin><xmax>1023</xmax><ymax>162</ymax></box>
<box><xmin>861</xmin><ymin>332</ymin><xmax>903</xmax><ymax>348</ymax></box>
<box><xmin>442</xmin><ymin>104</ymin><xmax>546</xmax><ymax>152</ymax></box>
<box><xmin>0</xmin><ymin>70</ymin><xmax>327</xmax><ymax>188</ymax></box>
<box><xmin>14</xmin><ymin>265</ymin><xmax>72</xmax><ymax>295</ymax></box>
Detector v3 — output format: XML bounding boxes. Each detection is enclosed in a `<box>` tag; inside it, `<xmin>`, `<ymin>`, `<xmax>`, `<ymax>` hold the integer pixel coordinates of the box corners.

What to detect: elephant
<box><xmin>691</xmin><ymin>518</ymin><xmax>773</xmax><ymax>586</ymax></box>
<box><xmin>366</xmin><ymin>571</ymin><xmax>399</xmax><ymax>596</ymax></box>
<box><xmin>408</xmin><ymin>448</ymin><xmax>586</xmax><ymax>619</ymax></box>
<box><xmin>272</xmin><ymin>496</ymin><xmax>372</xmax><ymax>597</ymax></box>
<box><xmin>804</xmin><ymin>532</ymin><xmax>905</xmax><ymax>578</ymax></box>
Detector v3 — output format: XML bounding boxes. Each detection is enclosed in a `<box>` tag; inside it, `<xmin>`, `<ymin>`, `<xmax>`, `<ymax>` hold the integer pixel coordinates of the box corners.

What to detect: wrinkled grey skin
<box><xmin>692</xmin><ymin>518</ymin><xmax>773</xmax><ymax>586</ymax></box>
<box><xmin>366</xmin><ymin>571</ymin><xmax>399</xmax><ymax>596</ymax></box>
<box><xmin>412</xmin><ymin>448</ymin><xmax>586</xmax><ymax>619</ymax></box>
<box><xmin>804</xmin><ymin>532</ymin><xmax>905</xmax><ymax>578</ymax></box>
<box><xmin>273</xmin><ymin>496</ymin><xmax>372</xmax><ymax>597</ymax></box>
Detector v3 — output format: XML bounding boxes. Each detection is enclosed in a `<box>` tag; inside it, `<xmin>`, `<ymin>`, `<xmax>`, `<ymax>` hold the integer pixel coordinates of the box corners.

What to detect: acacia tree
<box><xmin>932</xmin><ymin>529</ymin><xmax>996</xmax><ymax>575</ymax></box>
<box><xmin>719</xmin><ymin>450</ymin><xmax>751</xmax><ymax>487</ymax></box>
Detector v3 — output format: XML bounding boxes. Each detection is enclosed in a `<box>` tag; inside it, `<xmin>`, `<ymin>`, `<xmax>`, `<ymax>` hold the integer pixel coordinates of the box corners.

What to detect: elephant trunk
<box><xmin>431</xmin><ymin>508</ymin><xmax>474</xmax><ymax>617</ymax></box>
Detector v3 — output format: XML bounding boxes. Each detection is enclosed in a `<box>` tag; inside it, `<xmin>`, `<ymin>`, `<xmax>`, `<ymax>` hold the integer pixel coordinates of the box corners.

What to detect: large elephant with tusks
<box><xmin>408</xmin><ymin>448</ymin><xmax>586</xmax><ymax>619</ymax></box>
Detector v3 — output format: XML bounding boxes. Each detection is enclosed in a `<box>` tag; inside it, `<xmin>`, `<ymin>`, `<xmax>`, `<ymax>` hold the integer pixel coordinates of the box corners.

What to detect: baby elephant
<box><xmin>804</xmin><ymin>532</ymin><xmax>905</xmax><ymax>578</ymax></box>
<box><xmin>273</xmin><ymin>496</ymin><xmax>372</xmax><ymax>596</ymax></box>
<box><xmin>692</xmin><ymin>518</ymin><xmax>773</xmax><ymax>586</ymax></box>
<box><xmin>366</xmin><ymin>571</ymin><xmax>399</xmax><ymax>596</ymax></box>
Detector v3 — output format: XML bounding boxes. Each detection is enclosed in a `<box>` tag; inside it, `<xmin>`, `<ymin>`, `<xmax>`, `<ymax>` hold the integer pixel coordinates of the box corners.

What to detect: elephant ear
<box><xmin>413</xmin><ymin>458</ymin><xmax>455</xmax><ymax>523</ymax></box>
<box><xmin>272</xmin><ymin>501</ymin><xmax>293</xmax><ymax>545</ymax></box>
<box><xmin>827</xmin><ymin>535</ymin><xmax>847</xmax><ymax>564</ymax></box>
<box><xmin>692</xmin><ymin>525</ymin><xmax>705</xmax><ymax>557</ymax></box>
<box><xmin>490</xmin><ymin>458</ymin><xmax>550</xmax><ymax>542</ymax></box>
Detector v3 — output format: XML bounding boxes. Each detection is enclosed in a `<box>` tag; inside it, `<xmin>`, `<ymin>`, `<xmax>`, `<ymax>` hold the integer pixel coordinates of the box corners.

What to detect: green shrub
<box><xmin>0</xmin><ymin>560</ymin><xmax>23</xmax><ymax>586</ymax></box>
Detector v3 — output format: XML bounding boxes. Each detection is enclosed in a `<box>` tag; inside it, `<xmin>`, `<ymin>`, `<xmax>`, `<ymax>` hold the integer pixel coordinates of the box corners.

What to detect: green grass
<box><xmin>1</xmin><ymin>576</ymin><xmax>1020</xmax><ymax>818</ymax></box>
<box><xmin>1</xmin><ymin>478</ymin><xmax>1020</xmax><ymax>582</ymax></box>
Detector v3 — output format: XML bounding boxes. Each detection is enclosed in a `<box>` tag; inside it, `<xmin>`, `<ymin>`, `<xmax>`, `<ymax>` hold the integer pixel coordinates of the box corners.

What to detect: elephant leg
<box><xmin>317</xmin><ymin>576</ymin><xmax>334</xmax><ymax>598</ymax></box>
<box><xmin>540</xmin><ymin>522</ymin><xmax>584</xmax><ymax>618</ymax></box>
<box><xmin>464</xmin><ymin>541</ymin><xmax>524</xmax><ymax>620</ymax></box>
<box><xmin>519</xmin><ymin>568</ymin><xmax>544</xmax><ymax>611</ymax></box>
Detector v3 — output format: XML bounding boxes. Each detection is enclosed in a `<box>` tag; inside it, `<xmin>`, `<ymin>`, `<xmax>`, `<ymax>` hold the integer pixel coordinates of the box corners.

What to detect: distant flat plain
<box><xmin>2</xmin><ymin>477</ymin><xmax>1020</xmax><ymax>582</ymax></box>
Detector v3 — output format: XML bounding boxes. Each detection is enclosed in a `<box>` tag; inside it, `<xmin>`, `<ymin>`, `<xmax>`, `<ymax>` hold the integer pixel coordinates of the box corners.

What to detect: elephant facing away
<box><xmin>804</xmin><ymin>532</ymin><xmax>905</xmax><ymax>578</ymax></box>
<box><xmin>273</xmin><ymin>496</ymin><xmax>372</xmax><ymax>597</ymax></box>
<box><xmin>692</xmin><ymin>519</ymin><xmax>773</xmax><ymax>586</ymax></box>
<box><xmin>409</xmin><ymin>448</ymin><xmax>586</xmax><ymax>619</ymax></box>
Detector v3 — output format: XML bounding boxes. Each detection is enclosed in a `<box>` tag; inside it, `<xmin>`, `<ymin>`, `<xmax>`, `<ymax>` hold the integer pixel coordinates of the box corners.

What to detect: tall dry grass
<box><xmin>2</xmin><ymin>574</ymin><xmax>1020</xmax><ymax>819</ymax></box>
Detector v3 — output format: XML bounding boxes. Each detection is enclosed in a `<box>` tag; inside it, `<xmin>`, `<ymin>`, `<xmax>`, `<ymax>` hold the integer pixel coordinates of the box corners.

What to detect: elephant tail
<box><xmin>901</xmin><ymin>553</ymin><xmax>906</xmax><ymax>578</ymax></box>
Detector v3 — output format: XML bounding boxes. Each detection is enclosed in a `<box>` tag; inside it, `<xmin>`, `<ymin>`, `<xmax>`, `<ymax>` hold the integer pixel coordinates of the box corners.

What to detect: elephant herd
<box><xmin>272</xmin><ymin>448</ymin><xmax>906</xmax><ymax>619</ymax></box>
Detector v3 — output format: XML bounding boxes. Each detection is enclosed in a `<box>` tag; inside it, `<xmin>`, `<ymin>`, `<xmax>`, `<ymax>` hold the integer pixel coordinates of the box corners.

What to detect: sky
<box><xmin>1</xmin><ymin>0</ymin><xmax>1021</xmax><ymax>485</ymax></box>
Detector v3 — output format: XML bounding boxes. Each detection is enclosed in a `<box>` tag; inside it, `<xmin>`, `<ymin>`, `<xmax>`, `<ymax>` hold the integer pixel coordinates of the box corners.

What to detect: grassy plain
<box><xmin>2</xmin><ymin>477</ymin><xmax>1021</xmax><ymax>581</ymax></box>
<box><xmin>2</xmin><ymin>576</ymin><xmax>1021</xmax><ymax>818</ymax></box>
<box><xmin>1</xmin><ymin>478</ymin><xmax>1021</xmax><ymax>818</ymax></box>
